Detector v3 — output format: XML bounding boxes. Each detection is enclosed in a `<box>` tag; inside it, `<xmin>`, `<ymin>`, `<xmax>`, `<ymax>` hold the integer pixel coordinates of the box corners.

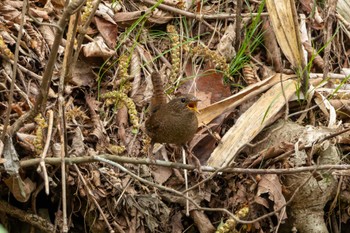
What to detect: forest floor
<box><xmin>0</xmin><ymin>0</ymin><xmax>350</xmax><ymax>232</ymax></box>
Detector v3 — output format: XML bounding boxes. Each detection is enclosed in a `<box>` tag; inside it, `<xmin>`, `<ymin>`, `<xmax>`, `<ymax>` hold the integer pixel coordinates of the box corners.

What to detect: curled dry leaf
<box><xmin>113</xmin><ymin>11</ymin><xmax>146</xmax><ymax>27</ymax></box>
<box><xmin>116</xmin><ymin>105</ymin><xmax>128</xmax><ymax>145</ymax></box>
<box><xmin>85</xmin><ymin>95</ymin><xmax>109</xmax><ymax>148</ymax></box>
<box><xmin>314</xmin><ymin>91</ymin><xmax>337</xmax><ymax>127</ymax></box>
<box><xmin>256</xmin><ymin>174</ymin><xmax>287</xmax><ymax>221</ymax></box>
<box><xmin>217</xmin><ymin>23</ymin><xmax>236</xmax><ymax>61</ymax></box>
<box><xmin>148</xmin><ymin>8</ymin><xmax>173</xmax><ymax>24</ymax></box>
<box><xmin>29</xmin><ymin>7</ymin><xmax>50</xmax><ymax>20</ymax></box>
<box><xmin>242</xmin><ymin>62</ymin><xmax>260</xmax><ymax>85</ymax></box>
<box><xmin>82</xmin><ymin>36</ymin><xmax>115</xmax><ymax>59</ymax></box>
<box><xmin>302</xmin><ymin>41</ymin><xmax>325</xmax><ymax>70</ymax></box>
<box><xmin>0</xmin><ymin>1</ymin><xmax>21</xmax><ymax>22</ymax></box>
<box><xmin>190</xmin><ymin>210</ymin><xmax>216</xmax><ymax>233</ymax></box>
<box><xmin>329</xmin><ymin>99</ymin><xmax>350</xmax><ymax>119</ymax></box>
<box><xmin>114</xmin><ymin>7</ymin><xmax>172</xmax><ymax>27</ymax></box>
<box><xmin>262</xmin><ymin>19</ymin><xmax>282</xmax><ymax>72</ymax></box>
<box><xmin>71</xmin><ymin>127</ymin><xmax>86</xmax><ymax>157</ymax></box>
<box><xmin>130</xmin><ymin>50</ymin><xmax>142</xmax><ymax>97</ymax></box>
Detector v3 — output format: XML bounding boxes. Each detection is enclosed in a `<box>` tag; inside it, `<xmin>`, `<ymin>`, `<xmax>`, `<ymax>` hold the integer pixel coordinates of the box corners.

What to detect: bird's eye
<box><xmin>181</xmin><ymin>98</ymin><xmax>186</xmax><ymax>103</ymax></box>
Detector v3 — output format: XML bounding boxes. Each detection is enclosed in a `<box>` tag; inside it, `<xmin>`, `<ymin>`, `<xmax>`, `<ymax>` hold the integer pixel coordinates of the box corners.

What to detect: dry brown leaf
<box><xmin>196</xmin><ymin>64</ymin><xmax>231</xmax><ymax>106</ymax></box>
<box><xmin>262</xmin><ymin>19</ymin><xmax>282</xmax><ymax>72</ymax></box>
<box><xmin>116</xmin><ymin>105</ymin><xmax>128</xmax><ymax>144</ymax></box>
<box><xmin>266</xmin><ymin>0</ymin><xmax>305</xmax><ymax>70</ymax></box>
<box><xmin>29</xmin><ymin>7</ymin><xmax>50</xmax><ymax>20</ymax></box>
<box><xmin>113</xmin><ymin>11</ymin><xmax>145</xmax><ymax>27</ymax></box>
<box><xmin>71</xmin><ymin>60</ymin><xmax>96</xmax><ymax>87</ymax></box>
<box><xmin>182</xmin><ymin>62</ymin><xmax>231</xmax><ymax>109</ymax></box>
<box><xmin>198</xmin><ymin>74</ymin><xmax>293</xmax><ymax>127</ymax></box>
<box><xmin>170</xmin><ymin>211</ymin><xmax>184</xmax><ymax>233</ymax></box>
<box><xmin>94</xmin><ymin>16</ymin><xmax>118</xmax><ymax>49</ymax></box>
<box><xmin>114</xmin><ymin>8</ymin><xmax>172</xmax><ymax>27</ymax></box>
<box><xmin>314</xmin><ymin>91</ymin><xmax>337</xmax><ymax>127</ymax></box>
<box><xmin>190</xmin><ymin>210</ymin><xmax>216</xmax><ymax>233</ymax></box>
<box><xmin>151</xmin><ymin>166</ymin><xmax>172</xmax><ymax>184</ymax></box>
<box><xmin>0</xmin><ymin>1</ymin><xmax>21</xmax><ymax>22</ymax></box>
<box><xmin>71</xmin><ymin>127</ymin><xmax>86</xmax><ymax>157</ymax></box>
<box><xmin>39</xmin><ymin>25</ymin><xmax>65</xmax><ymax>54</ymax></box>
<box><xmin>86</xmin><ymin>96</ymin><xmax>109</xmax><ymax>149</ymax></box>
<box><xmin>50</xmin><ymin>0</ymin><xmax>65</xmax><ymax>8</ymax></box>
<box><xmin>4</xmin><ymin>176</ymin><xmax>36</xmax><ymax>203</ymax></box>
<box><xmin>329</xmin><ymin>99</ymin><xmax>350</xmax><ymax>119</ymax></box>
<box><xmin>82</xmin><ymin>36</ymin><xmax>115</xmax><ymax>59</ymax></box>
<box><xmin>257</xmin><ymin>174</ymin><xmax>287</xmax><ymax>221</ymax></box>
<box><xmin>217</xmin><ymin>23</ymin><xmax>236</xmax><ymax>61</ymax></box>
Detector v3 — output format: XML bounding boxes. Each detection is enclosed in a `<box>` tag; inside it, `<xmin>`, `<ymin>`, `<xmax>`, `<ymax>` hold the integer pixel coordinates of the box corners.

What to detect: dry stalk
<box><xmin>1</xmin><ymin>0</ymin><xmax>27</xmax><ymax>141</ymax></box>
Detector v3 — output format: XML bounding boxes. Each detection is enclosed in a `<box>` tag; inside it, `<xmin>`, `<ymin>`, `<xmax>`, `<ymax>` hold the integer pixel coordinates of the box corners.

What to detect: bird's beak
<box><xmin>187</xmin><ymin>100</ymin><xmax>200</xmax><ymax>114</ymax></box>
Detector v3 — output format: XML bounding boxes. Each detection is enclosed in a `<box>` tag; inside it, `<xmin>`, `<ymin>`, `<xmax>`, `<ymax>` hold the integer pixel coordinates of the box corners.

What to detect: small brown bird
<box><xmin>145</xmin><ymin>94</ymin><xmax>199</xmax><ymax>145</ymax></box>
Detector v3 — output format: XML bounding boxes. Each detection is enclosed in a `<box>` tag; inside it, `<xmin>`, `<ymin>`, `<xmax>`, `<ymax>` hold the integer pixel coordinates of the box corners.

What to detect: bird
<box><xmin>145</xmin><ymin>94</ymin><xmax>199</xmax><ymax>146</ymax></box>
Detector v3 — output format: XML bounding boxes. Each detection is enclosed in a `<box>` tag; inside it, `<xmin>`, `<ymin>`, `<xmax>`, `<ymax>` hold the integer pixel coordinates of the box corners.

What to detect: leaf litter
<box><xmin>0</xmin><ymin>0</ymin><xmax>349</xmax><ymax>232</ymax></box>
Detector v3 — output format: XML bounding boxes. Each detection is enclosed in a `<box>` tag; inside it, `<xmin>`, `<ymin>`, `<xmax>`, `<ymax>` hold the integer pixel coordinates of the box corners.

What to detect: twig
<box><xmin>322</xmin><ymin>0</ymin><xmax>337</xmax><ymax>81</ymax></box>
<box><xmin>235</xmin><ymin>0</ymin><xmax>243</xmax><ymax>50</ymax></box>
<box><xmin>58</xmin><ymin>2</ymin><xmax>84</xmax><ymax>231</ymax></box>
<box><xmin>182</xmin><ymin>147</ymin><xmax>189</xmax><ymax>216</ymax></box>
<box><xmin>310</xmin><ymin>72</ymin><xmax>349</xmax><ymax>79</ymax></box>
<box><xmin>1</xmin><ymin>0</ymin><xmax>27</xmax><ymax>141</ymax></box>
<box><xmin>140</xmin><ymin>0</ymin><xmax>268</xmax><ymax>20</ymax></box>
<box><xmin>17</xmin><ymin>154</ymin><xmax>350</xmax><ymax>175</ymax></box>
<box><xmin>71</xmin><ymin>0</ymin><xmax>102</xmax><ymax>70</ymax></box>
<box><xmin>37</xmin><ymin>110</ymin><xmax>54</xmax><ymax>195</ymax></box>
<box><xmin>58</xmin><ymin>112</ymin><xmax>68</xmax><ymax>232</ymax></box>
<box><xmin>1</xmin><ymin>70</ymin><xmax>33</xmax><ymax>108</ymax></box>
<box><xmin>269</xmin><ymin>127</ymin><xmax>350</xmax><ymax>165</ymax></box>
<box><xmin>0</xmin><ymin>199</ymin><xmax>54</xmax><ymax>233</ymax></box>
<box><xmin>280</xmin><ymin>72</ymin><xmax>289</xmax><ymax>120</ymax></box>
<box><xmin>0</xmin><ymin>54</ymin><xmax>42</xmax><ymax>81</ymax></box>
<box><xmin>93</xmin><ymin>156</ymin><xmax>245</xmax><ymax>223</ymax></box>
<box><xmin>93</xmin><ymin>156</ymin><xmax>203</xmax><ymax>208</ymax></box>
<box><xmin>7</xmin><ymin>0</ymin><xmax>86</xmax><ymax>136</ymax></box>
<box><xmin>287</xmin><ymin>104</ymin><xmax>318</xmax><ymax>118</ymax></box>
<box><xmin>93</xmin><ymin>156</ymin><xmax>319</xmax><ymax>225</ymax></box>
<box><xmin>74</xmin><ymin>164</ymin><xmax>115</xmax><ymax>233</ymax></box>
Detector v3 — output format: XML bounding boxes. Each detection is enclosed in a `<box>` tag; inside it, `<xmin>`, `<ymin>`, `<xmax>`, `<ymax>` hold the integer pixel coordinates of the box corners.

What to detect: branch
<box><xmin>17</xmin><ymin>154</ymin><xmax>350</xmax><ymax>174</ymax></box>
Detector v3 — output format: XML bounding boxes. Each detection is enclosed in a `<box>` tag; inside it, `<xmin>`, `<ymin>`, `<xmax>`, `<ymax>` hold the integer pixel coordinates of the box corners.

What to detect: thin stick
<box><xmin>17</xmin><ymin>155</ymin><xmax>350</xmax><ymax>175</ymax></box>
<box><xmin>93</xmin><ymin>156</ymin><xmax>320</xmax><ymax>225</ymax></box>
<box><xmin>37</xmin><ymin>110</ymin><xmax>54</xmax><ymax>195</ymax></box>
<box><xmin>1</xmin><ymin>0</ymin><xmax>27</xmax><ymax>141</ymax></box>
<box><xmin>182</xmin><ymin>147</ymin><xmax>189</xmax><ymax>216</ymax></box>
<box><xmin>74</xmin><ymin>164</ymin><xmax>115</xmax><ymax>233</ymax></box>
<box><xmin>141</xmin><ymin>0</ymin><xmax>268</xmax><ymax>20</ymax></box>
